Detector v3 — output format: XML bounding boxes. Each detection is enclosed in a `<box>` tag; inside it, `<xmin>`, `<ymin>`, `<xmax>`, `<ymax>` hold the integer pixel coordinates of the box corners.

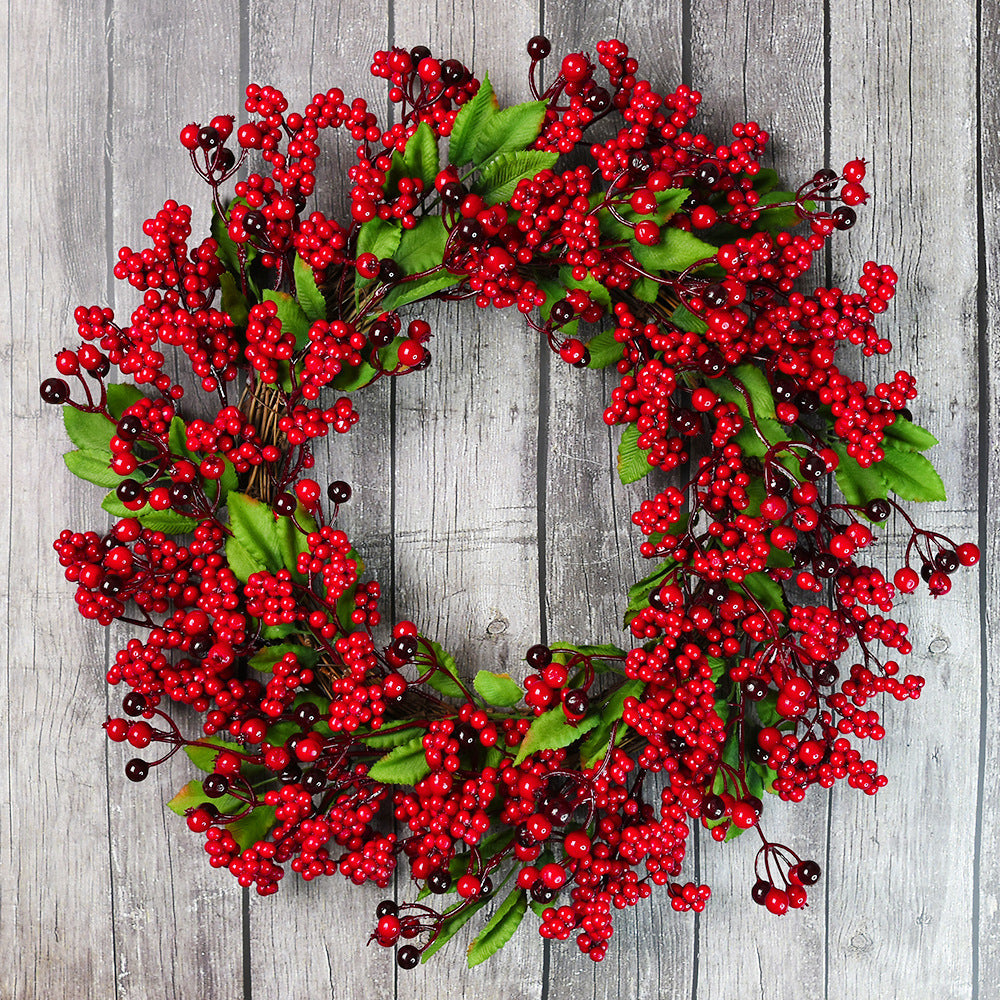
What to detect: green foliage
<box><xmin>713</xmin><ymin>364</ymin><xmax>777</xmax><ymax>421</ymax></box>
<box><xmin>248</xmin><ymin>642</ymin><xmax>320</xmax><ymax>674</ymax></box>
<box><xmin>224</xmin><ymin>491</ymin><xmax>316</xmax><ymax>583</ymax></box>
<box><xmin>448</xmin><ymin>75</ymin><xmax>498</xmax><ymax>167</ymax></box>
<box><xmin>877</xmin><ymin>447</ymin><xmax>946</xmax><ymax>502</ymax></box>
<box><xmin>404</xmin><ymin>122</ymin><xmax>440</xmax><ymax>190</ymax></box>
<box><xmin>62</xmin><ymin>449</ymin><xmax>120</xmax><ymax>488</ymax></box>
<box><xmin>473</xmin><ymin>99</ymin><xmax>548</xmax><ymax>164</ymax></box>
<box><xmin>883</xmin><ymin>415</ymin><xmax>938</xmax><ymax>451</ymax></box>
<box><xmin>579</xmin><ymin>678</ymin><xmax>645</xmax><ymax>767</ymax></box>
<box><xmin>293</xmin><ymin>255</ymin><xmax>327</xmax><ymax>322</ymax></box>
<box><xmin>367</xmin><ymin>734</ymin><xmax>432</xmax><ymax>785</ymax></box>
<box><xmin>467</xmin><ymin>888</ymin><xmax>528</xmax><ymax>966</ymax></box>
<box><xmin>513</xmin><ymin>704</ymin><xmax>598</xmax><ymax>767</ymax></box>
<box><xmin>473</xmin><ymin>670</ymin><xmax>523</xmax><ymax>707</ymax></box>
<box><xmin>474</xmin><ymin>150</ymin><xmax>560</xmax><ymax>204</ymax></box>
<box><xmin>617</xmin><ymin>422</ymin><xmax>653</xmax><ymax>485</ymax></box>
<box><xmin>585</xmin><ymin>329</ymin><xmax>623</xmax><ymax>369</ymax></box>
<box><xmin>417</xmin><ymin>638</ymin><xmax>466</xmax><ymax>698</ymax></box>
<box><xmin>833</xmin><ymin>444</ymin><xmax>888</xmax><ymax>507</ymax></box>
<box><xmin>262</xmin><ymin>290</ymin><xmax>311</xmax><ymax>350</ymax></box>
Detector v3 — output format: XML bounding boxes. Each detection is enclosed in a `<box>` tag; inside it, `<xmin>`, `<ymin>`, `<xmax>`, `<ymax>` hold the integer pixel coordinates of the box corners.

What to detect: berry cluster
<box><xmin>41</xmin><ymin>35</ymin><xmax>976</xmax><ymax>971</ymax></box>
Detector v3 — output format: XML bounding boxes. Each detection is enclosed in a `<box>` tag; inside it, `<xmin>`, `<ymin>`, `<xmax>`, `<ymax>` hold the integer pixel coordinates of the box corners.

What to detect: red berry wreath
<box><xmin>42</xmin><ymin>36</ymin><xmax>977</xmax><ymax>968</ymax></box>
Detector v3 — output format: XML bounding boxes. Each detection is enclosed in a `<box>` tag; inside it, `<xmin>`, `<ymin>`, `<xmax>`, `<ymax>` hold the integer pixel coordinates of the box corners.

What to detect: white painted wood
<box><xmin>1</xmin><ymin>3</ymin><xmax>118</xmax><ymax>998</ymax></box>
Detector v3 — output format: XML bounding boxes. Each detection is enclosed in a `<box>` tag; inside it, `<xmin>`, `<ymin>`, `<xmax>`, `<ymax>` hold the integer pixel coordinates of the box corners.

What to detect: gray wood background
<box><xmin>2</xmin><ymin>0</ymin><xmax>994</xmax><ymax>997</ymax></box>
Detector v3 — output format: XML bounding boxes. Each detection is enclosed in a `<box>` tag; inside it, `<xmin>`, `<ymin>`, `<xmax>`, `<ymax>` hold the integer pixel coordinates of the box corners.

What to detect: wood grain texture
<box><xmin>1</xmin><ymin>2</ymin><xmax>118</xmax><ymax>999</ymax></box>
<box><xmin>242</xmin><ymin>2</ymin><xmax>398</xmax><ymax>995</ymax></box>
<box><xmin>391</xmin><ymin>5</ymin><xmax>548</xmax><ymax>994</ymax></box>
<box><xmin>105</xmin><ymin>5</ymin><xmax>247</xmax><ymax>998</ymax></box>
<box><xmin>688</xmin><ymin>4</ymin><xmax>830</xmax><ymax>999</ymax></box>
<box><xmin>978</xmin><ymin>0</ymin><xmax>997</xmax><ymax>995</ymax></box>
<box><xmin>1</xmin><ymin>0</ymin><xmax>991</xmax><ymax>997</ymax></box>
<box><xmin>826</xmin><ymin>2</ymin><xmax>981</xmax><ymax>998</ymax></box>
<box><xmin>539</xmin><ymin>7</ymin><xmax>698</xmax><ymax>999</ymax></box>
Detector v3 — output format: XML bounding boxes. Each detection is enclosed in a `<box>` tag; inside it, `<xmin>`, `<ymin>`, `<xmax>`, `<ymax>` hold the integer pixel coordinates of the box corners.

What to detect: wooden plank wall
<box><xmin>1</xmin><ymin>0</ymin><xmax>991</xmax><ymax>996</ymax></box>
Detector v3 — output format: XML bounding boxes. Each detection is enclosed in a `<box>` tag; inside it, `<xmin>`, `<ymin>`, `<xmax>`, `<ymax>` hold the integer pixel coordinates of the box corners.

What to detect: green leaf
<box><xmin>63</xmin><ymin>449</ymin><xmax>119</xmax><ymax>488</ymax></box>
<box><xmin>331</xmin><ymin>359</ymin><xmax>380</xmax><ymax>392</ymax></box>
<box><xmin>416</xmin><ymin>638</ymin><xmax>466</xmax><ymax>698</ymax></box>
<box><xmin>226</xmin><ymin>492</ymin><xmax>282</xmax><ymax>573</ymax></box>
<box><xmin>474</xmin><ymin>99</ymin><xmax>548</xmax><ymax>164</ymax></box>
<box><xmin>260</xmin><ymin>621</ymin><xmax>298</xmax><ymax>640</ymax></box>
<box><xmin>184</xmin><ymin>736</ymin><xmax>241</xmax><ymax>772</ymax></box>
<box><xmin>585</xmin><ymin>329</ymin><xmax>623</xmax><ymax>370</ymax></box>
<box><xmin>579</xmin><ymin>678</ymin><xmax>645</xmax><ymax>767</ymax></box>
<box><xmin>752</xmin><ymin>168</ymin><xmax>780</xmax><ymax>195</ymax></box>
<box><xmin>354</xmin><ymin>218</ymin><xmax>404</xmax><ymax>307</ymax></box>
<box><xmin>474</xmin><ymin>150</ymin><xmax>559</xmax><ymax>204</ymax></box>
<box><xmin>422</xmin><ymin>896</ymin><xmax>493</xmax><ymax>962</ymax></box>
<box><xmin>226</xmin><ymin>536</ymin><xmax>265</xmax><ymax>583</ymax></box>
<box><xmin>473</xmin><ymin>670</ymin><xmax>523</xmax><ymax>707</ymax></box>
<box><xmin>167</xmin><ymin>779</ymin><xmax>244</xmax><ymax>818</ymax></box>
<box><xmin>467</xmin><ymin>888</ymin><xmax>528</xmax><ymax>967</ymax></box>
<box><xmin>404</xmin><ymin>122</ymin><xmax>440</xmax><ymax>190</ymax></box>
<box><xmin>742</xmin><ymin>571</ymin><xmax>787</xmax><ymax>614</ymax></box>
<box><xmin>63</xmin><ymin>383</ymin><xmax>144</xmax><ymax>451</ymax></box>
<box><xmin>733</xmin><ymin>417</ymin><xmax>790</xmax><ymax>460</ymax></box>
<box><xmin>631</xmin><ymin>227</ymin><xmax>717</xmax><ymax>273</ymax></box>
<box><xmin>294</xmin><ymin>255</ymin><xmax>327</xmax><ymax>322</ymax></box>
<box><xmin>379</xmin><ymin>271</ymin><xmax>458</xmax><ymax>312</ymax></box>
<box><xmin>883</xmin><ymin>415</ymin><xmax>938</xmax><ymax>452</ymax></box>
<box><xmin>367</xmin><ymin>734</ymin><xmax>432</xmax><ymax>786</ymax></box>
<box><xmin>832</xmin><ymin>444</ymin><xmax>888</xmax><ymax>507</ymax></box>
<box><xmin>513</xmin><ymin>705</ymin><xmax>598</xmax><ymax>767</ymax></box>
<box><xmin>356</xmin><ymin>216</ymin><xmax>403</xmax><ymax>264</ymax></box>
<box><xmin>714</xmin><ymin>364</ymin><xmax>777</xmax><ymax>421</ymax></box>
<box><xmin>228</xmin><ymin>805</ymin><xmax>278</xmax><ymax>851</ymax></box>
<box><xmin>624</xmin><ymin>560</ymin><xmax>676</xmax><ymax>623</ymax></box>
<box><xmin>357</xmin><ymin>721</ymin><xmax>420</xmax><ymax>750</ymax></box>
<box><xmin>671</xmin><ymin>304</ymin><xmax>708</xmax><ymax>334</ymax></box>
<box><xmin>211</xmin><ymin>203</ymin><xmax>242</xmax><ymax>275</ymax></box>
<box><xmin>248</xmin><ymin>643</ymin><xmax>320</xmax><ymax>674</ymax></box>
<box><xmin>551</xmin><ymin>643</ymin><xmax>628</xmax><ymax>663</ymax></box>
<box><xmin>631</xmin><ymin>275</ymin><xmax>660</xmax><ymax>303</ymax></box>
<box><xmin>617</xmin><ymin>422</ymin><xmax>654</xmax><ymax>485</ymax></box>
<box><xmin>754</xmin><ymin>191</ymin><xmax>805</xmax><ymax>232</ymax></box>
<box><xmin>219</xmin><ymin>271</ymin><xmax>250</xmax><ymax>327</ymax></box>
<box><xmin>100</xmin><ymin>494</ymin><xmax>199</xmax><ymax>534</ymax></box>
<box><xmin>449</xmin><ymin>76</ymin><xmax>498</xmax><ymax>166</ymax></box>
<box><xmin>263</xmin><ymin>290</ymin><xmax>311</xmax><ymax>350</ymax></box>
<box><xmin>876</xmin><ymin>447</ymin><xmax>946</xmax><ymax>502</ymax></box>
<box><xmin>393</xmin><ymin>216</ymin><xmax>449</xmax><ymax>277</ymax></box>
<box><xmin>557</xmin><ymin>267</ymin><xmax>613</xmax><ymax>313</ymax></box>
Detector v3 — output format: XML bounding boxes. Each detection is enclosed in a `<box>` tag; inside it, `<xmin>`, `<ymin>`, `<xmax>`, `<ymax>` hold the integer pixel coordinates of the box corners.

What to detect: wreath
<box><xmin>42</xmin><ymin>36</ymin><xmax>977</xmax><ymax>969</ymax></box>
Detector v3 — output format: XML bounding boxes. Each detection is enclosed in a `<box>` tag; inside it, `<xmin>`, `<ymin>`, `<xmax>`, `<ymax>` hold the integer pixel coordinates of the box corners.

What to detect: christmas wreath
<box><xmin>41</xmin><ymin>36</ymin><xmax>977</xmax><ymax>969</ymax></box>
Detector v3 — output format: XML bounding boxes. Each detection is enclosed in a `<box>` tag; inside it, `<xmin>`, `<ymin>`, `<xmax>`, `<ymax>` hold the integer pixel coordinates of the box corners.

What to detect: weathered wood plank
<box><xmin>538</xmin><ymin>8</ymin><xmax>700</xmax><ymax>999</ymax></box>
<box><xmin>389</xmin><ymin>4</ymin><xmax>548</xmax><ymax>995</ymax></box>
<box><xmin>826</xmin><ymin>1</ymin><xmax>980</xmax><ymax>997</ymax></box>
<box><xmin>1</xmin><ymin>2</ymin><xmax>117</xmax><ymax>998</ymax></box>
<box><xmin>103</xmin><ymin>6</ymin><xmax>247</xmax><ymax>999</ymax></box>
<box><xmin>687</xmin><ymin>3</ymin><xmax>830</xmax><ymax>999</ymax></box>
<box><xmin>977</xmin><ymin>1</ymin><xmax>998</xmax><ymax>996</ymax></box>
<box><xmin>241</xmin><ymin>3</ymin><xmax>399</xmax><ymax>996</ymax></box>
